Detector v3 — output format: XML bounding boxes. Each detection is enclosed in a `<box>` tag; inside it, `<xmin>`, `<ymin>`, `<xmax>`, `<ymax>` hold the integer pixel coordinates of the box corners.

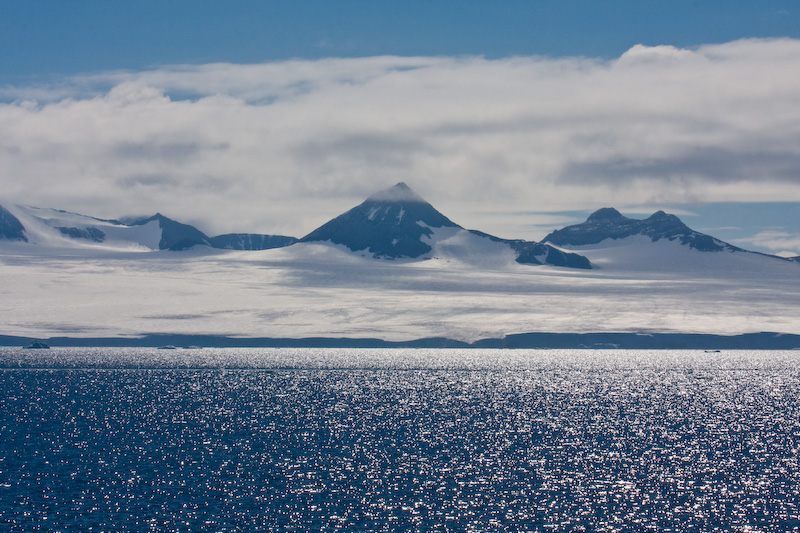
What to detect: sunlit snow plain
<box><xmin>2</xmin><ymin>230</ymin><xmax>800</xmax><ymax>342</ymax></box>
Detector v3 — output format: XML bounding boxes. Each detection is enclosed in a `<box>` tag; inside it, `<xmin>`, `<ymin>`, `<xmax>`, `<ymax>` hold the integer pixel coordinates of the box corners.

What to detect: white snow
<box><xmin>7</xmin><ymin>205</ymin><xmax>162</xmax><ymax>251</ymax></box>
<box><xmin>424</xmin><ymin>227</ymin><xmax>517</xmax><ymax>268</ymax></box>
<box><xmin>3</xmin><ymin>230</ymin><xmax>799</xmax><ymax>343</ymax></box>
<box><xmin>553</xmin><ymin>235</ymin><xmax>795</xmax><ymax>275</ymax></box>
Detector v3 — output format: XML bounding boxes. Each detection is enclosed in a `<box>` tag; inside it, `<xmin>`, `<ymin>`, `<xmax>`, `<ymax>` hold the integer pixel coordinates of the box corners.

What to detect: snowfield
<box><xmin>6</xmin><ymin>204</ymin><xmax>163</xmax><ymax>251</ymax></box>
<box><xmin>2</xmin><ymin>235</ymin><xmax>799</xmax><ymax>342</ymax></box>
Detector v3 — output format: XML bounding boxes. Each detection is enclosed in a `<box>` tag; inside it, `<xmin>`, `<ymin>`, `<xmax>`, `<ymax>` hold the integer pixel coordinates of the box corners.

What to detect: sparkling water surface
<box><xmin>1</xmin><ymin>348</ymin><xmax>799</xmax><ymax>532</ymax></box>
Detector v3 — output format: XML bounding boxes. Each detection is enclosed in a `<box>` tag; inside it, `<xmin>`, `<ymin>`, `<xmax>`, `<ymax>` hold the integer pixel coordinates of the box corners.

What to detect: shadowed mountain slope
<box><xmin>129</xmin><ymin>213</ymin><xmax>212</xmax><ymax>251</ymax></box>
<box><xmin>300</xmin><ymin>182</ymin><xmax>460</xmax><ymax>259</ymax></box>
<box><xmin>301</xmin><ymin>182</ymin><xmax>591</xmax><ymax>268</ymax></box>
<box><xmin>545</xmin><ymin>208</ymin><xmax>743</xmax><ymax>252</ymax></box>
<box><xmin>0</xmin><ymin>204</ymin><xmax>27</xmax><ymax>242</ymax></box>
<box><xmin>208</xmin><ymin>233</ymin><xmax>298</xmax><ymax>250</ymax></box>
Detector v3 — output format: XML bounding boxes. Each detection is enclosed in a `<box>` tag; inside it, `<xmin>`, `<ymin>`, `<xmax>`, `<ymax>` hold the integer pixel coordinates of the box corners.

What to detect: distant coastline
<box><xmin>2</xmin><ymin>332</ymin><xmax>799</xmax><ymax>350</ymax></box>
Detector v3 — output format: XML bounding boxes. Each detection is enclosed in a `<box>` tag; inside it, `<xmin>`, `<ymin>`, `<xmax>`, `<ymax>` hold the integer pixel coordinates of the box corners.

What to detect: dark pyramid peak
<box><xmin>359</xmin><ymin>182</ymin><xmax>458</xmax><ymax>229</ymax></box>
<box><xmin>0</xmin><ymin>204</ymin><xmax>28</xmax><ymax>242</ymax></box>
<box><xmin>302</xmin><ymin>183</ymin><xmax>594</xmax><ymax>266</ymax></box>
<box><xmin>128</xmin><ymin>213</ymin><xmax>211</xmax><ymax>251</ymax></box>
<box><xmin>545</xmin><ymin>207</ymin><xmax>739</xmax><ymax>252</ymax></box>
<box><xmin>587</xmin><ymin>207</ymin><xmax>627</xmax><ymax>222</ymax></box>
<box><xmin>300</xmin><ymin>183</ymin><xmax>460</xmax><ymax>258</ymax></box>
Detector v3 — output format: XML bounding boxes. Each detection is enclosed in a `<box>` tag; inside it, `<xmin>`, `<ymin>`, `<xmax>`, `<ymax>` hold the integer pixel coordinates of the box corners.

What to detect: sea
<box><xmin>1</xmin><ymin>347</ymin><xmax>798</xmax><ymax>532</ymax></box>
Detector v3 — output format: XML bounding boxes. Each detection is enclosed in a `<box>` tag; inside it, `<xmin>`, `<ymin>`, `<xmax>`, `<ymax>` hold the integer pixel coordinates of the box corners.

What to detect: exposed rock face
<box><xmin>301</xmin><ymin>182</ymin><xmax>592</xmax><ymax>268</ymax></box>
<box><xmin>300</xmin><ymin>182</ymin><xmax>460</xmax><ymax>259</ymax></box>
<box><xmin>128</xmin><ymin>214</ymin><xmax>300</xmax><ymax>251</ymax></box>
<box><xmin>545</xmin><ymin>208</ymin><xmax>741</xmax><ymax>252</ymax></box>
<box><xmin>57</xmin><ymin>226</ymin><xmax>106</xmax><ymax>242</ymax></box>
<box><xmin>0</xmin><ymin>204</ymin><xmax>27</xmax><ymax>242</ymax></box>
<box><xmin>129</xmin><ymin>213</ymin><xmax>212</xmax><ymax>251</ymax></box>
<box><xmin>208</xmin><ymin>233</ymin><xmax>298</xmax><ymax>251</ymax></box>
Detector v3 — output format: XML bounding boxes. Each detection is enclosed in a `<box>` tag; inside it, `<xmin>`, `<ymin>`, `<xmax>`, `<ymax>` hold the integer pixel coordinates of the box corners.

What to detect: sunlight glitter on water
<box><xmin>1</xmin><ymin>348</ymin><xmax>799</xmax><ymax>531</ymax></box>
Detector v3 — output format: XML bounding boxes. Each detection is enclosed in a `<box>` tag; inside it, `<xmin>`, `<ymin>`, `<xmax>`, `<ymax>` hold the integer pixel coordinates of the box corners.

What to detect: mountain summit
<box><xmin>128</xmin><ymin>213</ymin><xmax>212</xmax><ymax>251</ymax></box>
<box><xmin>365</xmin><ymin>181</ymin><xmax>427</xmax><ymax>203</ymax></box>
<box><xmin>301</xmin><ymin>182</ymin><xmax>591</xmax><ymax>268</ymax></box>
<box><xmin>545</xmin><ymin>208</ymin><xmax>741</xmax><ymax>252</ymax></box>
<box><xmin>300</xmin><ymin>182</ymin><xmax>460</xmax><ymax>259</ymax></box>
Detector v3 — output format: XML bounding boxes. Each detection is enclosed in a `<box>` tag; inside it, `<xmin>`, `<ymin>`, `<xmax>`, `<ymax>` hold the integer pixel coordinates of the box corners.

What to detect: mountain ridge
<box><xmin>3</xmin><ymin>193</ymin><xmax>797</xmax><ymax>268</ymax></box>
<box><xmin>546</xmin><ymin>207</ymin><xmax>744</xmax><ymax>253</ymax></box>
<box><xmin>300</xmin><ymin>182</ymin><xmax>591</xmax><ymax>268</ymax></box>
<box><xmin>0</xmin><ymin>204</ymin><xmax>296</xmax><ymax>252</ymax></box>
<box><xmin>129</xmin><ymin>213</ymin><xmax>212</xmax><ymax>251</ymax></box>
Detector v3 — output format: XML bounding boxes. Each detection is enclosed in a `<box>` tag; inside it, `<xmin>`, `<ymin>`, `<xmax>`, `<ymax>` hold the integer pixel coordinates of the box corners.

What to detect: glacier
<box><xmin>1</xmin><ymin>185</ymin><xmax>799</xmax><ymax>344</ymax></box>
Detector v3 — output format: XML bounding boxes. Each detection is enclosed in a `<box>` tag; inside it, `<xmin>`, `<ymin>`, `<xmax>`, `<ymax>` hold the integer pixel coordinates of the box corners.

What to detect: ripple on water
<box><xmin>1</xmin><ymin>348</ymin><xmax>799</xmax><ymax>531</ymax></box>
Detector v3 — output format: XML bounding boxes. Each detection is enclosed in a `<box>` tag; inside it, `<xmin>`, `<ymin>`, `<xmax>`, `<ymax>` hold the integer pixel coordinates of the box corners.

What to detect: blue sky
<box><xmin>1</xmin><ymin>1</ymin><xmax>800</xmax><ymax>254</ymax></box>
<box><xmin>3</xmin><ymin>0</ymin><xmax>799</xmax><ymax>81</ymax></box>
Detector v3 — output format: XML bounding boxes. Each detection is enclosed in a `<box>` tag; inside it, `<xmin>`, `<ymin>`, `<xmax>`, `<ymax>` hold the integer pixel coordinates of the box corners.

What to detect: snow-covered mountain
<box><xmin>126</xmin><ymin>213</ymin><xmax>212</xmax><ymax>250</ymax></box>
<box><xmin>3</xmin><ymin>195</ymin><xmax>800</xmax><ymax>344</ymax></box>
<box><xmin>545</xmin><ymin>208</ymin><xmax>742</xmax><ymax>251</ymax></box>
<box><xmin>2</xmin><ymin>193</ymin><xmax>795</xmax><ymax>274</ymax></box>
<box><xmin>0</xmin><ymin>204</ymin><xmax>297</xmax><ymax>252</ymax></box>
<box><xmin>543</xmin><ymin>207</ymin><xmax>795</xmax><ymax>272</ymax></box>
<box><xmin>1</xmin><ymin>204</ymin><xmax>162</xmax><ymax>250</ymax></box>
<box><xmin>300</xmin><ymin>182</ymin><xmax>459</xmax><ymax>258</ymax></box>
<box><xmin>300</xmin><ymin>182</ymin><xmax>591</xmax><ymax>269</ymax></box>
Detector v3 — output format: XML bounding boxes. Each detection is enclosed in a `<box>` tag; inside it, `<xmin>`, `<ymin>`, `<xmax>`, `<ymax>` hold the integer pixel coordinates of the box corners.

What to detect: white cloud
<box><xmin>616</xmin><ymin>44</ymin><xmax>698</xmax><ymax>66</ymax></box>
<box><xmin>732</xmin><ymin>230</ymin><xmax>800</xmax><ymax>257</ymax></box>
<box><xmin>2</xmin><ymin>38</ymin><xmax>800</xmax><ymax>239</ymax></box>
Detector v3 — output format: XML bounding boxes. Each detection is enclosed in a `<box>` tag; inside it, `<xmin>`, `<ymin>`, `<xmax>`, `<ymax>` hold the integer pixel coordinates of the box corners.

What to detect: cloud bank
<box><xmin>733</xmin><ymin>230</ymin><xmax>800</xmax><ymax>257</ymax></box>
<box><xmin>2</xmin><ymin>39</ymin><xmax>800</xmax><ymax>238</ymax></box>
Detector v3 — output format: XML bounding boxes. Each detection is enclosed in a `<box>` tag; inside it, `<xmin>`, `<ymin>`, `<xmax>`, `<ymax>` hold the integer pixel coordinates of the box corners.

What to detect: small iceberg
<box><xmin>157</xmin><ymin>345</ymin><xmax>178</xmax><ymax>350</ymax></box>
<box><xmin>24</xmin><ymin>340</ymin><xmax>50</xmax><ymax>349</ymax></box>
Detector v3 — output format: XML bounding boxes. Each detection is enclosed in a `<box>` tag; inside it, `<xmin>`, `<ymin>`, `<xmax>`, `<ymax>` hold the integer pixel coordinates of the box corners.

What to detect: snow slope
<box><xmin>2</xmin><ymin>237</ymin><xmax>799</xmax><ymax>342</ymax></box>
<box><xmin>545</xmin><ymin>207</ymin><xmax>740</xmax><ymax>252</ymax></box>
<box><xmin>5</xmin><ymin>204</ymin><xmax>162</xmax><ymax>251</ymax></box>
<box><xmin>2</xmin><ymin>195</ymin><xmax>799</xmax><ymax>343</ymax></box>
<box><xmin>542</xmin><ymin>207</ymin><xmax>796</xmax><ymax>273</ymax></box>
<box><xmin>1</xmin><ymin>204</ymin><xmax>298</xmax><ymax>252</ymax></box>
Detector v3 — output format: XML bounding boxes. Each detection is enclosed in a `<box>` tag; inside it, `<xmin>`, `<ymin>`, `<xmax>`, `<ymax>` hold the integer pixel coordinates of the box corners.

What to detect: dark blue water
<box><xmin>1</xmin><ymin>348</ymin><xmax>799</xmax><ymax>531</ymax></box>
